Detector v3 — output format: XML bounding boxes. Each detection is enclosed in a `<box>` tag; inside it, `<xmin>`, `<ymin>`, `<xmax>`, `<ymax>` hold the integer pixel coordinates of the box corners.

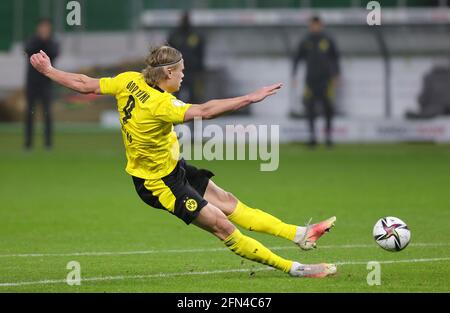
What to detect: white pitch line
<box><xmin>0</xmin><ymin>257</ymin><xmax>449</xmax><ymax>287</ymax></box>
<box><xmin>0</xmin><ymin>268</ymin><xmax>272</xmax><ymax>287</ymax></box>
<box><xmin>0</xmin><ymin>242</ymin><xmax>448</xmax><ymax>258</ymax></box>
<box><xmin>335</xmin><ymin>257</ymin><xmax>450</xmax><ymax>265</ymax></box>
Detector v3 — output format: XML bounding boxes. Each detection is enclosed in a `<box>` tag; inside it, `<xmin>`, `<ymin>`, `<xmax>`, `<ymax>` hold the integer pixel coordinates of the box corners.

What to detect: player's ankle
<box><xmin>288</xmin><ymin>261</ymin><xmax>302</xmax><ymax>275</ymax></box>
<box><xmin>293</xmin><ymin>226</ymin><xmax>306</xmax><ymax>243</ymax></box>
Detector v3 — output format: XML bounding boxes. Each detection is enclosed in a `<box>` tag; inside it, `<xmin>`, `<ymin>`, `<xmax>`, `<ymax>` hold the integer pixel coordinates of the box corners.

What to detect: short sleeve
<box><xmin>99</xmin><ymin>76</ymin><xmax>121</xmax><ymax>96</ymax></box>
<box><xmin>99</xmin><ymin>72</ymin><xmax>134</xmax><ymax>96</ymax></box>
<box><xmin>154</xmin><ymin>94</ymin><xmax>192</xmax><ymax>124</ymax></box>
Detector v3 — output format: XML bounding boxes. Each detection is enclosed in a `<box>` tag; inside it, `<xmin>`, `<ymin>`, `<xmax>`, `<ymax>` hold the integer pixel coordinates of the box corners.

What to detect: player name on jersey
<box><xmin>126</xmin><ymin>80</ymin><xmax>150</xmax><ymax>104</ymax></box>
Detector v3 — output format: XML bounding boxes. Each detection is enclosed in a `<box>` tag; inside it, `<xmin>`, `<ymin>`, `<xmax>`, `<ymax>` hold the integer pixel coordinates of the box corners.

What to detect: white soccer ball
<box><xmin>373</xmin><ymin>216</ymin><xmax>411</xmax><ymax>252</ymax></box>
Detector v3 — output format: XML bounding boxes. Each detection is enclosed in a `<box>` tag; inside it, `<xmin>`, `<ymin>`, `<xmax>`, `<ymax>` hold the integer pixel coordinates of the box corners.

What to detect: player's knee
<box><xmin>217</xmin><ymin>190</ymin><xmax>237</xmax><ymax>208</ymax></box>
<box><xmin>225</xmin><ymin>191</ymin><xmax>238</xmax><ymax>208</ymax></box>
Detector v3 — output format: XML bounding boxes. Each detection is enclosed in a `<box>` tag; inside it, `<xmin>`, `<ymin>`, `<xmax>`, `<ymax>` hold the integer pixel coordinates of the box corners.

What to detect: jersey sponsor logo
<box><xmin>172</xmin><ymin>99</ymin><xmax>187</xmax><ymax>107</ymax></box>
<box><xmin>185</xmin><ymin>199</ymin><xmax>198</xmax><ymax>212</ymax></box>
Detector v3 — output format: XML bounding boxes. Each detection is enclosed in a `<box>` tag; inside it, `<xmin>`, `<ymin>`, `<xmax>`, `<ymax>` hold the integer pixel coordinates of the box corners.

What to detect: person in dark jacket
<box><xmin>292</xmin><ymin>16</ymin><xmax>340</xmax><ymax>147</ymax></box>
<box><xmin>24</xmin><ymin>18</ymin><xmax>59</xmax><ymax>150</ymax></box>
<box><xmin>168</xmin><ymin>11</ymin><xmax>205</xmax><ymax>104</ymax></box>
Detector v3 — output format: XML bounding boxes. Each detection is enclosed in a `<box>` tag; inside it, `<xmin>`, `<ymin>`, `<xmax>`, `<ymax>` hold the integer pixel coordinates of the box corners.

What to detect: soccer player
<box><xmin>292</xmin><ymin>16</ymin><xmax>340</xmax><ymax>148</ymax></box>
<box><xmin>24</xmin><ymin>18</ymin><xmax>59</xmax><ymax>150</ymax></box>
<box><xmin>30</xmin><ymin>46</ymin><xmax>337</xmax><ymax>278</ymax></box>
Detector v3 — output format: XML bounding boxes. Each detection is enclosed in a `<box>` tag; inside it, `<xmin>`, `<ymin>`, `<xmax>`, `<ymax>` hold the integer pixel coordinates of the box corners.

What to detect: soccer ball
<box><xmin>373</xmin><ymin>216</ymin><xmax>411</xmax><ymax>251</ymax></box>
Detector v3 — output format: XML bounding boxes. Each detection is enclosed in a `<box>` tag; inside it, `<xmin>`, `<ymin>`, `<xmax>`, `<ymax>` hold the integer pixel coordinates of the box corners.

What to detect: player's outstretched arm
<box><xmin>184</xmin><ymin>83</ymin><xmax>282</xmax><ymax>122</ymax></box>
<box><xmin>30</xmin><ymin>50</ymin><xmax>101</xmax><ymax>94</ymax></box>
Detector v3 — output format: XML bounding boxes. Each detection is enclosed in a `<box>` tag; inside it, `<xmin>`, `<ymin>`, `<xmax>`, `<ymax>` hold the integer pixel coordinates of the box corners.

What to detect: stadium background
<box><xmin>0</xmin><ymin>0</ymin><xmax>449</xmax><ymax>292</ymax></box>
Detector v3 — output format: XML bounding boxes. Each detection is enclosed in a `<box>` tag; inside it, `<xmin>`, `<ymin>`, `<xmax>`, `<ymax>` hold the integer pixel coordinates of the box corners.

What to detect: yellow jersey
<box><xmin>99</xmin><ymin>71</ymin><xmax>191</xmax><ymax>179</ymax></box>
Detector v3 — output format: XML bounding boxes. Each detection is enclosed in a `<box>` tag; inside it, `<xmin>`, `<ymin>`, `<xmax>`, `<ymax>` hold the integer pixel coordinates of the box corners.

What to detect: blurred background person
<box><xmin>24</xmin><ymin>18</ymin><xmax>59</xmax><ymax>151</ymax></box>
<box><xmin>292</xmin><ymin>16</ymin><xmax>340</xmax><ymax>148</ymax></box>
<box><xmin>168</xmin><ymin>11</ymin><xmax>205</xmax><ymax>104</ymax></box>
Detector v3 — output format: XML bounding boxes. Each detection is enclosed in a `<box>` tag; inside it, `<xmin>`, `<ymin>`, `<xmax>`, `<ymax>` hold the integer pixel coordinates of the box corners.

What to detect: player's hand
<box><xmin>30</xmin><ymin>50</ymin><xmax>53</xmax><ymax>76</ymax></box>
<box><xmin>247</xmin><ymin>83</ymin><xmax>283</xmax><ymax>104</ymax></box>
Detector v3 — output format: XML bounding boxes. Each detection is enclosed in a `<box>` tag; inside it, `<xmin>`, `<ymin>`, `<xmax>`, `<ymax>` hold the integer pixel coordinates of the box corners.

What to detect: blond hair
<box><xmin>142</xmin><ymin>45</ymin><xmax>183</xmax><ymax>87</ymax></box>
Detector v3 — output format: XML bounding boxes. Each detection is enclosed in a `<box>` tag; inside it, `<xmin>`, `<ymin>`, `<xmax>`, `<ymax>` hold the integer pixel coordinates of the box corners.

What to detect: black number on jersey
<box><xmin>122</xmin><ymin>95</ymin><xmax>136</xmax><ymax>124</ymax></box>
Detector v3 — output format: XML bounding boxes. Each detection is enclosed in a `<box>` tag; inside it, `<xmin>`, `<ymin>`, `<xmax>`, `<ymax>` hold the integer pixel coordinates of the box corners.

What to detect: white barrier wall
<box><xmin>216</xmin><ymin>56</ymin><xmax>443</xmax><ymax>119</ymax></box>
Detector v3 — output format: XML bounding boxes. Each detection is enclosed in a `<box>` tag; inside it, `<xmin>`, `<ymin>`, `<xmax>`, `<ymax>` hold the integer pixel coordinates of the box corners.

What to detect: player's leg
<box><xmin>204</xmin><ymin>180</ymin><xmax>298</xmax><ymax>239</ymax></box>
<box><xmin>192</xmin><ymin>202</ymin><xmax>292</xmax><ymax>273</ymax></box>
<box><xmin>323</xmin><ymin>99</ymin><xmax>333</xmax><ymax>147</ymax></box>
<box><xmin>323</xmin><ymin>81</ymin><xmax>335</xmax><ymax>147</ymax></box>
<box><xmin>192</xmin><ymin>202</ymin><xmax>336</xmax><ymax>277</ymax></box>
<box><xmin>303</xmin><ymin>85</ymin><xmax>317</xmax><ymax>147</ymax></box>
<box><xmin>24</xmin><ymin>89</ymin><xmax>36</xmax><ymax>150</ymax></box>
<box><xmin>203</xmin><ymin>180</ymin><xmax>336</xmax><ymax>250</ymax></box>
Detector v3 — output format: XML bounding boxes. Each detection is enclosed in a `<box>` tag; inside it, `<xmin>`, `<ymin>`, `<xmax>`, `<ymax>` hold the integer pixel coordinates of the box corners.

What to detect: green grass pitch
<box><xmin>0</xmin><ymin>125</ymin><xmax>449</xmax><ymax>292</ymax></box>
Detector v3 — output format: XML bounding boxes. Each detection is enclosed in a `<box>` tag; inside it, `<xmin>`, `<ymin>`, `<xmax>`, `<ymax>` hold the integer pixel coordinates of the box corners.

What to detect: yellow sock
<box><xmin>224</xmin><ymin>228</ymin><xmax>293</xmax><ymax>273</ymax></box>
<box><xmin>228</xmin><ymin>201</ymin><xmax>297</xmax><ymax>241</ymax></box>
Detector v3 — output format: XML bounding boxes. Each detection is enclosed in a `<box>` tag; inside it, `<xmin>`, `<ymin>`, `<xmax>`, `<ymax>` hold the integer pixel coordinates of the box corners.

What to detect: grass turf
<box><xmin>0</xmin><ymin>126</ymin><xmax>449</xmax><ymax>292</ymax></box>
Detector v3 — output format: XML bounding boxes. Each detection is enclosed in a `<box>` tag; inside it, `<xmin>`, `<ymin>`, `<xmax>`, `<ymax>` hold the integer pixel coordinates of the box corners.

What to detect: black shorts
<box><xmin>132</xmin><ymin>159</ymin><xmax>214</xmax><ymax>225</ymax></box>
